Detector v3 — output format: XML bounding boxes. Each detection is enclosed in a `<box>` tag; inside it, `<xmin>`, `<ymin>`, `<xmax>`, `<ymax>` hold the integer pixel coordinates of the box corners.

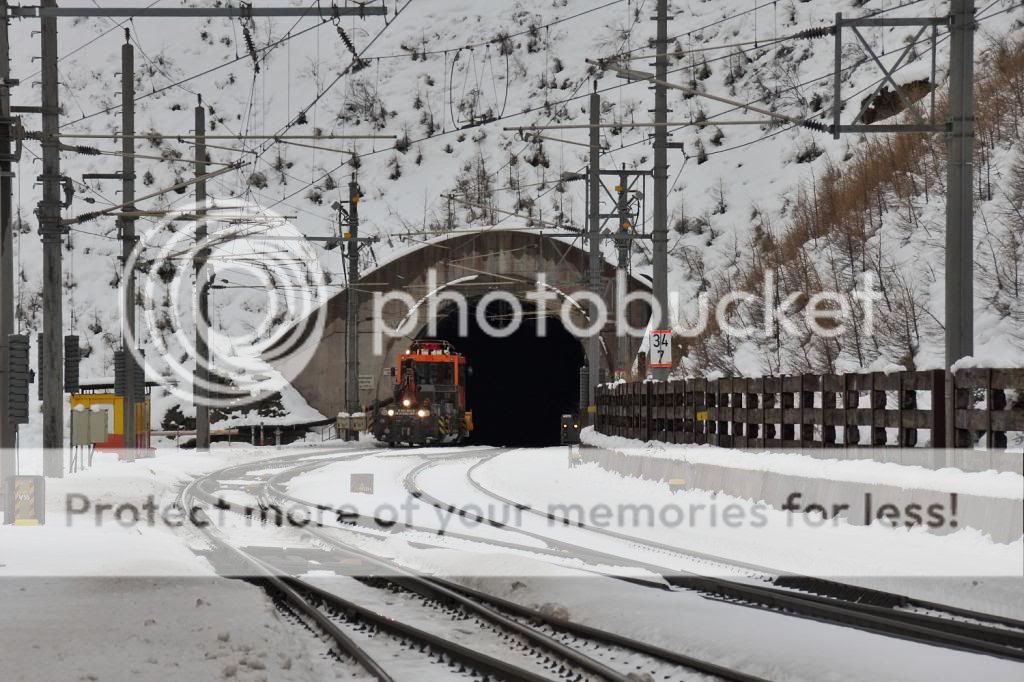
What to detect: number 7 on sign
<box><xmin>649</xmin><ymin>329</ymin><xmax>672</xmax><ymax>369</ymax></box>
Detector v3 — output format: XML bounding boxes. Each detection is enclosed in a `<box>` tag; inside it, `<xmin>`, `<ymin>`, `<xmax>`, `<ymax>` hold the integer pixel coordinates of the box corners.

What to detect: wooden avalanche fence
<box><xmin>594</xmin><ymin>368</ymin><xmax>1024</xmax><ymax>450</ymax></box>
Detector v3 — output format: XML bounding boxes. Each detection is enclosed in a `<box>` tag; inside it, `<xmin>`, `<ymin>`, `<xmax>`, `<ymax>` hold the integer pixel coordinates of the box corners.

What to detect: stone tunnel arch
<box><xmin>283</xmin><ymin>229</ymin><xmax>651</xmax><ymax>446</ymax></box>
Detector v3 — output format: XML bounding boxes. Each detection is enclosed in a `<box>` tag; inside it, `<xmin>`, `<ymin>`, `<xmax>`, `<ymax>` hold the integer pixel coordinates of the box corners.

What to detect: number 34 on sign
<box><xmin>649</xmin><ymin>329</ymin><xmax>673</xmax><ymax>369</ymax></box>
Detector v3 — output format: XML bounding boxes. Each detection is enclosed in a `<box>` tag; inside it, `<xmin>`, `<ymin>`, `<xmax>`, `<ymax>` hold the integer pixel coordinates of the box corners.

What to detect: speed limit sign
<box><xmin>649</xmin><ymin>329</ymin><xmax>673</xmax><ymax>368</ymax></box>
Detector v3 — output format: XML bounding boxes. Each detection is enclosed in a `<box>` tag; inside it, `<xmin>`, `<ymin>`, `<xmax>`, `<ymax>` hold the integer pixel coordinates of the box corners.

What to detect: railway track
<box><xmin>262</xmin><ymin>451</ymin><xmax>681</xmax><ymax>589</ymax></box>
<box><xmin>460</xmin><ymin>456</ymin><xmax>1024</xmax><ymax>639</ymax></box>
<box><xmin>181</xmin><ymin>448</ymin><xmax>770</xmax><ymax>681</ymax></box>
<box><xmin>400</xmin><ymin>452</ymin><xmax>1024</xmax><ymax>663</ymax></box>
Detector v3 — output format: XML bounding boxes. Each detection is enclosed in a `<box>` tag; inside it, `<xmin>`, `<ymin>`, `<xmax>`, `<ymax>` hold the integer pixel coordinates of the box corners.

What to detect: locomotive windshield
<box><xmin>414</xmin><ymin>361</ymin><xmax>454</xmax><ymax>386</ymax></box>
<box><xmin>400</xmin><ymin>358</ymin><xmax>455</xmax><ymax>386</ymax></box>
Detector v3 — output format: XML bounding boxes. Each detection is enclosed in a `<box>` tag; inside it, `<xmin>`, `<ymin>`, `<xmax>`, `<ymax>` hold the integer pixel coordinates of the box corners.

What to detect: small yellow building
<box><xmin>69</xmin><ymin>387</ymin><xmax>152</xmax><ymax>453</ymax></box>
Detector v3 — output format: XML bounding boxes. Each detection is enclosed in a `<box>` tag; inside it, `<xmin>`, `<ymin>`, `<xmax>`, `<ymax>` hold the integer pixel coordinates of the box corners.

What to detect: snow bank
<box><xmin>582</xmin><ymin>428</ymin><xmax>1024</xmax><ymax>500</ymax></box>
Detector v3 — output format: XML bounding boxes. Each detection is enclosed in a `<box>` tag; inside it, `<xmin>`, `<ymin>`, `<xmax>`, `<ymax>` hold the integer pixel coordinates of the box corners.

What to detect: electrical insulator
<box><xmin>64</xmin><ymin>335</ymin><xmax>80</xmax><ymax>394</ymax></box>
<box><xmin>114</xmin><ymin>348</ymin><xmax>143</xmax><ymax>401</ymax></box>
<box><xmin>113</xmin><ymin>349</ymin><xmax>125</xmax><ymax>397</ymax></box>
<box><xmin>36</xmin><ymin>333</ymin><xmax>43</xmax><ymax>400</ymax></box>
<box><xmin>7</xmin><ymin>335</ymin><xmax>32</xmax><ymax>424</ymax></box>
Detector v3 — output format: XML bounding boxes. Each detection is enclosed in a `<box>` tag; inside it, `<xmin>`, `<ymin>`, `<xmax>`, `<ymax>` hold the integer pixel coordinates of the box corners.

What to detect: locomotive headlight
<box><xmin>402</xmin><ymin>399</ymin><xmax>412</xmax><ymax>407</ymax></box>
<box><xmin>387</xmin><ymin>409</ymin><xmax>395</xmax><ymax>417</ymax></box>
<box><xmin>417</xmin><ymin>409</ymin><xmax>429</xmax><ymax>418</ymax></box>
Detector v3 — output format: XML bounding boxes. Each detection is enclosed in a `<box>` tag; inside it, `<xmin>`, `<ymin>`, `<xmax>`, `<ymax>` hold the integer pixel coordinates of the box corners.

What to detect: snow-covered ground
<box><xmin>582</xmin><ymin>429</ymin><xmax>1024</xmax><ymax>497</ymax></box>
<box><xmin>281</xmin><ymin>445</ymin><xmax>1024</xmax><ymax>617</ymax></box>
<box><xmin>430</xmin><ymin>567</ymin><xmax>1024</xmax><ymax>682</ymax></box>
<box><xmin>0</xmin><ymin>442</ymin><xmax>383</xmax><ymax>682</ymax></box>
<box><xmin>472</xmin><ymin>447</ymin><xmax>1024</xmax><ymax>614</ymax></box>
<box><xmin>470</xmin><ymin>449</ymin><xmax>1022</xmax><ymax>577</ymax></box>
<box><xmin>284</xmin><ymin>446</ymin><xmax>1024</xmax><ymax>680</ymax></box>
<box><xmin>2</xmin><ymin>441</ymin><xmax>1022</xmax><ymax>680</ymax></box>
<box><xmin>0</xmin><ymin>577</ymin><xmax>347</xmax><ymax>682</ymax></box>
<box><xmin>0</xmin><ymin>440</ymin><xmax>367</xmax><ymax>575</ymax></box>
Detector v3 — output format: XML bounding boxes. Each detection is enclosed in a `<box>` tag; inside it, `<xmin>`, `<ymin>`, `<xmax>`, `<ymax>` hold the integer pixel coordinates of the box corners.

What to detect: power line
<box><xmin>352</xmin><ymin>0</ymin><xmax>630</xmax><ymax>61</ymax></box>
<box><xmin>217</xmin><ymin>1</ymin><xmax>418</xmax><ymax>212</ymax></box>
<box><xmin>59</xmin><ymin>13</ymin><xmax>330</xmax><ymax>128</ymax></box>
<box><xmin>271</xmin><ymin>7</ymin><xmax>851</xmax><ymax>225</ymax></box>
<box><xmin>63</xmin><ymin>0</ymin><xmax>1010</xmax><ymax>260</ymax></box>
<box><xmin>262</xmin><ymin>5</ymin><xmax>938</xmax><ymax>244</ymax></box>
<box><xmin>265</xmin><ymin>0</ymin><xmax>649</xmax><ymax>220</ymax></box>
<box><xmin>497</xmin><ymin>13</ymin><xmax>968</xmax><ymax>241</ymax></box>
<box><xmin>18</xmin><ymin>0</ymin><xmax>163</xmax><ymax>80</ymax></box>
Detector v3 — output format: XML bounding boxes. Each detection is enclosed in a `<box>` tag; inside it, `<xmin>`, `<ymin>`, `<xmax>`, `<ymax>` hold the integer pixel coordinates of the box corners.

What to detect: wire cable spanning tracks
<box><xmin>180</xmin><ymin>449</ymin><xmax>768</xmax><ymax>682</ymax></box>
<box><xmin>402</xmin><ymin>454</ymin><xmax>1024</xmax><ymax>663</ymax></box>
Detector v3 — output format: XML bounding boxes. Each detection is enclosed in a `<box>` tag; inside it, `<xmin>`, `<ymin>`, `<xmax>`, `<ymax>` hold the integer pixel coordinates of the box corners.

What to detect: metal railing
<box><xmin>595</xmin><ymin>369</ymin><xmax>1024</xmax><ymax>451</ymax></box>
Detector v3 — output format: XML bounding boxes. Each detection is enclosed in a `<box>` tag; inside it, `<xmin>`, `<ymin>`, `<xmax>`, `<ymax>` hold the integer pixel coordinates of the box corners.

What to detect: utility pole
<box><xmin>336</xmin><ymin>169</ymin><xmax>377</xmax><ymax>439</ymax></box>
<box><xmin>650</xmin><ymin>0</ymin><xmax>670</xmax><ymax>381</ymax></box>
<box><xmin>945</xmin><ymin>0</ymin><xmax>975</xmax><ymax>369</ymax></box>
<box><xmin>0</xmin><ymin>0</ymin><xmax>16</xmax><ymax>478</ymax></box>
<box><xmin>829</xmin><ymin>7</ymin><xmax>974</xmax><ymax>369</ymax></box>
<box><xmin>616</xmin><ymin>167</ymin><xmax>631</xmax><ymax>380</ymax></box>
<box><xmin>345</xmin><ymin>173</ymin><xmax>360</xmax><ymax>438</ymax></box>
<box><xmin>38</xmin><ymin>0</ymin><xmax>63</xmax><ymax>475</ymax></box>
<box><xmin>194</xmin><ymin>96</ymin><xmax>210</xmax><ymax>451</ymax></box>
<box><xmin>586</xmin><ymin>84</ymin><xmax>601</xmax><ymax>414</ymax></box>
<box><xmin>119</xmin><ymin>31</ymin><xmax>137</xmax><ymax>460</ymax></box>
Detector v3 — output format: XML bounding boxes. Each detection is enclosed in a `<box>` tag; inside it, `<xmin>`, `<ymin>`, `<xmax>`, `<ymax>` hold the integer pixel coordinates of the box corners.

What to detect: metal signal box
<box><xmin>560</xmin><ymin>414</ymin><xmax>581</xmax><ymax>445</ymax></box>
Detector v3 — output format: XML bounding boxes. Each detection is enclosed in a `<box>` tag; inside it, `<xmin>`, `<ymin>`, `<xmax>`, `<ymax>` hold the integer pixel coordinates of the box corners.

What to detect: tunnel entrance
<box><xmin>423</xmin><ymin>299</ymin><xmax>586</xmax><ymax>447</ymax></box>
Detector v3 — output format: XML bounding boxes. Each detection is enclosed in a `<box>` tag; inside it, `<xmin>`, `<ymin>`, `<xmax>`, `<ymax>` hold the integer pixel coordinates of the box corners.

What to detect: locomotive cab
<box><xmin>374</xmin><ymin>340</ymin><xmax>472</xmax><ymax>446</ymax></box>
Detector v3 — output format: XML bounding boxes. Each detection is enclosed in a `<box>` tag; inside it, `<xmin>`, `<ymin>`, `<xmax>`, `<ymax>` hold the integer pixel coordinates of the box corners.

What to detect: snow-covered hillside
<box><xmin>7</xmin><ymin>0</ymin><xmax>1024</xmax><ymax>431</ymax></box>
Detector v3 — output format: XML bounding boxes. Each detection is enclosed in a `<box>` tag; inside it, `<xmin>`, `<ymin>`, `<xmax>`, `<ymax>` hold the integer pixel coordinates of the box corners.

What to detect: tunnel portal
<box><xmin>424</xmin><ymin>300</ymin><xmax>585</xmax><ymax>447</ymax></box>
<box><xmin>282</xmin><ymin>230</ymin><xmax>651</xmax><ymax>437</ymax></box>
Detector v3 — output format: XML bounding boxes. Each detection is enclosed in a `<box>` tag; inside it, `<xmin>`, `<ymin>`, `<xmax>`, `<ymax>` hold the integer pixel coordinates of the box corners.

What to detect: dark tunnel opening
<box><xmin>423</xmin><ymin>299</ymin><xmax>586</xmax><ymax>447</ymax></box>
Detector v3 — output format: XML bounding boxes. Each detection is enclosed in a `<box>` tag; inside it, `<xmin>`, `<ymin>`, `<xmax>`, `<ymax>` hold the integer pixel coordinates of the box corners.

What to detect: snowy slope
<box><xmin>7</xmin><ymin>0</ymin><xmax>1024</xmax><ymax>430</ymax></box>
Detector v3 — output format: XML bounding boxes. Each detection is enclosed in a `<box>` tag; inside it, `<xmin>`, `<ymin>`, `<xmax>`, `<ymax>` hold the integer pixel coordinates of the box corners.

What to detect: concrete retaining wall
<box><xmin>579</xmin><ymin>447</ymin><xmax>1024</xmax><ymax>544</ymax></box>
<box><xmin>736</xmin><ymin>447</ymin><xmax>1023</xmax><ymax>475</ymax></box>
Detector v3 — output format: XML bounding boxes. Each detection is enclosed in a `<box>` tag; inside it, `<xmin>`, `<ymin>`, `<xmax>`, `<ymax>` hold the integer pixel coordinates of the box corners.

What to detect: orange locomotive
<box><xmin>373</xmin><ymin>340</ymin><xmax>473</xmax><ymax>446</ymax></box>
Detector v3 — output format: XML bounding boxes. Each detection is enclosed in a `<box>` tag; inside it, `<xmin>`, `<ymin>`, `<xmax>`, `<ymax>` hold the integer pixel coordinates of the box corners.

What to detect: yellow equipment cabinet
<box><xmin>69</xmin><ymin>391</ymin><xmax>152</xmax><ymax>455</ymax></box>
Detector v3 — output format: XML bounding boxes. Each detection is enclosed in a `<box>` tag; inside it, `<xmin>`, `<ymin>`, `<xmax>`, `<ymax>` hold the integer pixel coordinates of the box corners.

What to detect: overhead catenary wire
<box><xmin>19</xmin><ymin>0</ymin><xmax>163</xmax><ymax>80</ymax></box>
<box><xmin>262</xmin><ymin>3</ymin><xmax>952</xmax><ymax>241</ymax></box>
<box><xmin>587</xmin><ymin>58</ymin><xmax>819</xmax><ymax>128</ymax></box>
<box><xmin>64</xmin><ymin>162</ymin><xmax>246</xmax><ymax>226</ymax></box>
<box><xmin>454</xmin><ymin>0</ymin><xmax>652</xmax><ymax>243</ymax></box>
<box><xmin>342</xmin><ymin>0</ymin><xmax>630</xmax><ymax>62</ymax></box>
<box><xmin>56</xmin><ymin>0</ymin><xmax>991</xmax><ymax>251</ymax></box>
<box><xmin>246</xmin><ymin>0</ymin><xmax>416</xmax><ymax>161</ymax></box>
<box><xmin>515</xmin><ymin>8</ymin><xmax>967</xmax><ymax>195</ymax></box>
<box><xmin>58</xmin><ymin>9</ymin><xmax>330</xmax><ymax>128</ymax></box>
<box><xmin>48</xmin><ymin>0</ymin><xmax>637</xmax><ymax>240</ymax></box>
<box><xmin>266</xmin><ymin>0</ymin><xmax>644</xmax><ymax>225</ymax></box>
<box><xmin>34</xmin><ymin>132</ymin><xmax>397</xmax><ymax>140</ymax></box>
<box><xmin>69</xmin><ymin>146</ymin><xmax>236</xmax><ymax>166</ymax></box>
<box><xmin>611</xmin><ymin>25</ymin><xmax>837</xmax><ymax>61</ymax></box>
<box><xmin>494</xmin><ymin>10</ymin><xmax>971</xmax><ymax>245</ymax></box>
